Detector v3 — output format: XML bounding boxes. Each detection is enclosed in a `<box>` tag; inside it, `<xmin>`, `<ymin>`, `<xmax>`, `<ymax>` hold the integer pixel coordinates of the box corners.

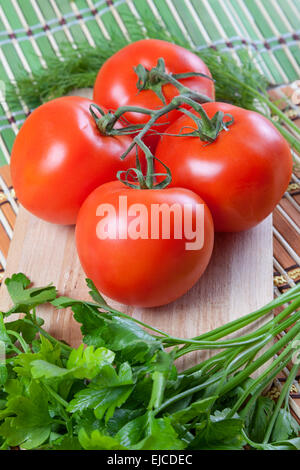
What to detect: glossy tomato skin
<box><xmin>76</xmin><ymin>181</ymin><xmax>214</xmax><ymax>307</ymax></box>
<box><xmin>155</xmin><ymin>102</ymin><xmax>293</xmax><ymax>232</ymax></box>
<box><xmin>10</xmin><ymin>96</ymin><xmax>136</xmax><ymax>225</ymax></box>
<box><xmin>93</xmin><ymin>39</ymin><xmax>215</xmax><ymax>149</ymax></box>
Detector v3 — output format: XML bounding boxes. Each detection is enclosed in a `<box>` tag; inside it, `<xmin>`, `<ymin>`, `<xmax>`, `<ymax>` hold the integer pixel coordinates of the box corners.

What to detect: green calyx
<box><xmin>89</xmin><ymin>104</ymin><xmax>114</xmax><ymax>135</ymax></box>
<box><xmin>135</xmin><ymin>58</ymin><xmax>168</xmax><ymax>104</ymax></box>
<box><xmin>89</xmin><ymin>103</ymin><xmax>147</xmax><ymax>137</ymax></box>
<box><xmin>134</xmin><ymin>57</ymin><xmax>214</xmax><ymax>105</ymax></box>
<box><xmin>178</xmin><ymin>105</ymin><xmax>234</xmax><ymax>143</ymax></box>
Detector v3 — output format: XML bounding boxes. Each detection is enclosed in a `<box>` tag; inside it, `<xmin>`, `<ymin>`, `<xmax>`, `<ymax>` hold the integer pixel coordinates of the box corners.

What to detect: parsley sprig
<box><xmin>0</xmin><ymin>273</ymin><xmax>299</xmax><ymax>450</ymax></box>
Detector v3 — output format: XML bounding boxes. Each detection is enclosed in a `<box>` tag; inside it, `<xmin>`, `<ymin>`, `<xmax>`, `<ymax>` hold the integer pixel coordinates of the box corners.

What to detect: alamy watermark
<box><xmin>96</xmin><ymin>196</ymin><xmax>205</xmax><ymax>250</ymax></box>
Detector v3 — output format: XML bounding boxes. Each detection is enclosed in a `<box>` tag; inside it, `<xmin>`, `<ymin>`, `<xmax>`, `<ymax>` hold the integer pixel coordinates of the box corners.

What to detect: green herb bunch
<box><xmin>0</xmin><ymin>273</ymin><xmax>299</xmax><ymax>450</ymax></box>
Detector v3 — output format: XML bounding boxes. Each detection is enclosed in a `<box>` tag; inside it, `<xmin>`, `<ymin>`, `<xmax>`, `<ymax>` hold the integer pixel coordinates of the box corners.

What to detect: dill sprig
<box><xmin>5</xmin><ymin>14</ymin><xmax>300</xmax><ymax>153</ymax></box>
<box><xmin>6</xmin><ymin>20</ymin><xmax>267</xmax><ymax>110</ymax></box>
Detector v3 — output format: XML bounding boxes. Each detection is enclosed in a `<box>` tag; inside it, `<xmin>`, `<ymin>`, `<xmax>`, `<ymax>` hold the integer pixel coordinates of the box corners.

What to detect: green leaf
<box><xmin>86</xmin><ymin>278</ymin><xmax>108</xmax><ymax>306</ymax></box>
<box><xmin>49</xmin><ymin>435</ymin><xmax>82</xmax><ymax>450</ymax></box>
<box><xmin>107</xmin><ymin>408</ymin><xmax>144</xmax><ymax>435</ymax></box>
<box><xmin>4</xmin><ymin>273</ymin><xmax>57</xmax><ymax>316</ymax></box>
<box><xmin>248</xmin><ymin>396</ymin><xmax>274</xmax><ymax>443</ymax></box>
<box><xmin>271</xmin><ymin>409</ymin><xmax>299</xmax><ymax>442</ymax></box>
<box><xmin>51</xmin><ymin>300</ymin><xmax>106</xmax><ymax>348</ymax></box>
<box><xmin>67</xmin><ymin>344</ymin><xmax>115</xmax><ymax>379</ymax></box>
<box><xmin>6</xmin><ymin>317</ymin><xmax>43</xmax><ymax>344</ymax></box>
<box><xmin>148</xmin><ymin>351</ymin><xmax>174</xmax><ymax>410</ymax></box>
<box><xmin>170</xmin><ymin>397</ymin><xmax>217</xmax><ymax>424</ymax></box>
<box><xmin>30</xmin><ymin>345</ymin><xmax>114</xmax><ymax>382</ymax></box>
<box><xmin>68</xmin><ymin>363</ymin><xmax>134</xmax><ymax>422</ymax></box>
<box><xmin>4</xmin><ymin>378</ymin><xmax>24</xmax><ymax>397</ymax></box>
<box><xmin>30</xmin><ymin>360</ymin><xmax>70</xmax><ymax>380</ymax></box>
<box><xmin>116</xmin><ymin>411</ymin><xmax>185</xmax><ymax>450</ymax></box>
<box><xmin>0</xmin><ymin>365</ymin><xmax>7</xmax><ymax>387</ymax></box>
<box><xmin>78</xmin><ymin>428</ymin><xmax>127</xmax><ymax>450</ymax></box>
<box><xmin>207</xmin><ymin>419</ymin><xmax>243</xmax><ymax>444</ymax></box>
<box><xmin>0</xmin><ymin>313</ymin><xmax>13</xmax><ymax>348</ymax></box>
<box><xmin>13</xmin><ymin>336</ymin><xmax>62</xmax><ymax>377</ymax></box>
<box><xmin>0</xmin><ymin>381</ymin><xmax>52</xmax><ymax>449</ymax></box>
<box><xmin>189</xmin><ymin>410</ymin><xmax>244</xmax><ymax>450</ymax></box>
<box><xmin>53</xmin><ymin>299</ymin><xmax>161</xmax><ymax>364</ymax></box>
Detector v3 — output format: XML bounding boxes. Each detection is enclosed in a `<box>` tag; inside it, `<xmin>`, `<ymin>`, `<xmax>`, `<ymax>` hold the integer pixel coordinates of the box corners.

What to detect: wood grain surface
<box><xmin>0</xmin><ymin>206</ymin><xmax>273</xmax><ymax>370</ymax></box>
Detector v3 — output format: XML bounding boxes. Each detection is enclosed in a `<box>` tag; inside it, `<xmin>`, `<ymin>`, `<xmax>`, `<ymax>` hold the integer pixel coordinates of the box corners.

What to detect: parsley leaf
<box><xmin>30</xmin><ymin>345</ymin><xmax>115</xmax><ymax>381</ymax></box>
<box><xmin>78</xmin><ymin>428</ymin><xmax>126</xmax><ymax>450</ymax></box>
<box><xmin>52</xmin><ymin>299</ymin><xmax>161</xmax><ymax>364</ymax></box>
<box><xmin>0</xmin><ymin>381</ymin><xmax>52</xmax><ymax>449</ymax></box>
<box><xmin>86</xmin><ymin>278</ymin><xmax>108</xmax><ymax>306</ymax></box>
<box><xmin>170</xmin><ymin>396</ymin><xmax>218</xmax><ymax>424</ymax></box>
<box><xmin>247</xmin><ymin>396</ymin><xmax>274</xmax><ymax>443</ymax></box>
<box><xmin>116</xmin><ymin>411</ymin><xmax>185</xmax><ymax>450</ymax></box>
<box><xmin>271</xmin><ymin>409</ymin><xmax>299</xmax><ymax>442</ymax></box>
<box><xmin>4</xmin><ymin>273</ymin><xmax>57</xmax><ymax>316</ymax></box>
<box><xmin>189</xmin><ymin>410</ymin><xmax>244</xmax><ymax>450</ymax></box>
<box><xmin>68</xmin><ymin>363</ymin><xmax>134</xmax><ymax>422</ymax></box>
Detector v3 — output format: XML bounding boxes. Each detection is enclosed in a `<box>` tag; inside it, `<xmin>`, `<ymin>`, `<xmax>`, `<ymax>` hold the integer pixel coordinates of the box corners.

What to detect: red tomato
<box><xmin>93</xmin><ymin>39</ymin><xmax>215</xmax><ymax>150</ymax></box>
<box><xmin>155</xmin><ymin>102</ymin><xmax>293</xmax><ymax>232</ymax></box>
<box><xmin>76</xmin><ymin>181</ymin><xmax>214</xmax><ymax>307</ymax></box>
<box><xmin>10</xmin><ymin>97</ymin><xmax>136</xmax><ymax>225</ymax></box>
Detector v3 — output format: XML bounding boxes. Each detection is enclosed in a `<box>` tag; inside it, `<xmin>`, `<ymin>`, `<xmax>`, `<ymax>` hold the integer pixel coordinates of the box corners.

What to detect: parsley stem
<box><xmin>156</xmin><ymin>320</ymin><xmax>300</xmax><ymax>416</ymax></box>
<box><xmin>90</xmin><ymin>302</ymin><xmax>170</xmax><ymax>337</ymax></box>
<box><xmin>240</xmin><ymin>355</ymin><xmax>292</xmax><ymax>421</ymax></box>
<box><xmin>162</xmin><ymin>333</ymin><xmax>268</xmax><ymax>349</ymax></box>
<box><xmin>43</xmin><ymin>383</ymin><xmax>69</xmax><ymax>409</ymax></box>
<box><xmin>23</xmin><ymin>318</ymin><xmax>73</xmax><ymax>353</ymax></box>
<box><xmin>263</xmin><ymin>362</ymin><xmax>299</xmax><ymax>443</ymax></box>
<box><xmin>6</xmin><ymin>330</ymin><xmax>30</xmax><ymax>353</ymax></box>
<box><xmin>229</xmin><ymin>347</ymin><xmax>294</xmax><ymax>417</ymax></box>
<box><xmin>177</xmin><ymin>292</ymin><xmax>300</xmax><ymax>356</ymax></box>
<box><xmin>181</xmin><ymin>350</ymin><xmax>229</xmax><ymax>375</ymax></box>
<box><xmin>157</xmin><ymin>340</ymin><xmax>266</xmax><ymax>415</ymax></box>
<box><xmin>90</xmin><ymin>282</ymin><xmax>300</xmax><ymax>347</ymax></box>
<box><xmin>220</xmin><ymin>323</ymin><xmax>300</xmax><ymax>397</ymax></box>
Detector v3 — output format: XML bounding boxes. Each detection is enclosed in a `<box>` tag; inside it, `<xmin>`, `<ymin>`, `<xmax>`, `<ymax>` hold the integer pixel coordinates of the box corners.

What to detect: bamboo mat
<box><xmin>0</xmin><ymin>83</ymin><xmax>299</xmax><ymax>414</ymax></box>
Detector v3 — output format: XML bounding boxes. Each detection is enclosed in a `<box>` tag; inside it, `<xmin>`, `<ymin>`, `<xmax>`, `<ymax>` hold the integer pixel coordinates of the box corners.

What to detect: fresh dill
<box><xmin>5</xmin><ymin>15</ymin><xmax>300</xmax><ymax>153</ymax></box>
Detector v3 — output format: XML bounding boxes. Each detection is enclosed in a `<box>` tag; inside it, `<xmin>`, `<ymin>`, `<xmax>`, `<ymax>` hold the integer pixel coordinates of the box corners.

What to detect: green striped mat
<box><xmin>0</xmin><ymin>0</ymin><xmax>299</xmax><ymax>167</ymax></box>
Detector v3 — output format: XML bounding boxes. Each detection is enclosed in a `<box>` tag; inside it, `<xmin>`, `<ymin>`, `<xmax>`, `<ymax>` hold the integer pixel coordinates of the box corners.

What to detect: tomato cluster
<box><xmin>11</xmin><ymin>39</ymin><xmax>292</xmax><ymax>307</ymax></box>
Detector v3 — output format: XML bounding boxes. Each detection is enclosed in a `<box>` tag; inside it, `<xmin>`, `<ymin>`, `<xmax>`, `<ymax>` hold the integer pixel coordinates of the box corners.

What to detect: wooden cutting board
<box><xmin>0</xmin><ymin>89</ymin><xmax>274</xmax><ymax>370</ymax></box>
<box><xmin>0</xmin><ymin>206</ymin><xmax>273</xmax><ymax>369</ymax></box>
